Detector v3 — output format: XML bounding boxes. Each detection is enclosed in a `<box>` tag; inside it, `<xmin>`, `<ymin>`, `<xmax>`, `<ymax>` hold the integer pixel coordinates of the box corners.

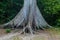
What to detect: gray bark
<box><xmin>0</xmin><ymin>0</ymin><xmax>51</xmax><ymax>33</ymax></box>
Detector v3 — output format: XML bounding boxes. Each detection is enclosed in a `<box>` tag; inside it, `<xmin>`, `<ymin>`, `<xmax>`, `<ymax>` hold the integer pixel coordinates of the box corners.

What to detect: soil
<box><xmin>0</xmin><ymin>29</ymin><xmax>7</xmax><ymax>36</ymax></box>
<box><xmin>0</xmin><ymin>29</ymin><xmax>60</xmax><ymax>40</ymax></box>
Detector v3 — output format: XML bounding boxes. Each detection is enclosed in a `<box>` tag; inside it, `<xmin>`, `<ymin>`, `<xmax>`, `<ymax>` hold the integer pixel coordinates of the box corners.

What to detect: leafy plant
<box><xmin>5</xmin><ymin>29</ymin><xmax>11</xmax><ymax>33</ymax></box>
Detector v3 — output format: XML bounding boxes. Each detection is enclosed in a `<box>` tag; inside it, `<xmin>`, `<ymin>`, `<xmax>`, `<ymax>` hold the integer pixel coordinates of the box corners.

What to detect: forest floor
<box><xmin>0</xmin><ymin>29</ymin><xmax>15</xmax><ymax>36</ymax></box>
<box><xmin>0</xmin><ymin>29</ymin><xmax>6</xmax><ymax>36</ymax></box>
<box><xmin>0</xmin><ymin>28</ymin><xmax>60</xmax><ymax>40</ymax></box>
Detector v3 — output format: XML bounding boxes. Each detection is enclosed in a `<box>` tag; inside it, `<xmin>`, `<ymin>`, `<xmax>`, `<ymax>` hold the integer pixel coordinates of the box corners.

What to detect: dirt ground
<box><xmin>6</xmin><ymin>30</ymin><xmax>60</xmax><ymax>40</ymax></box>
<box><xmin>0</xmin><ymin>29</ymin><xmax>7</xmax><ymax>36</ymax></box>
<box><xmin>0</xmin><ymin>29</ymin><xmax>14</xmax><ymax>36</ymax></box>
<box><xmin>0</xmin><ymin>28</ymin><xmax>60</xmax><ymax>40</ymax></box>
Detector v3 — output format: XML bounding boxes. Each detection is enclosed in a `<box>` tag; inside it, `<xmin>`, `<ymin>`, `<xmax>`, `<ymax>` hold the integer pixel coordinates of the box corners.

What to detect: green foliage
<box><xmin>56</xmin><ymin>19</ymin><xmax>60</xmax><ymax>26</ymax></box>
<box><xmin>0</xmin><ymin>0</ymin><xmax>23</xmax><ymax>24</ymax></box>
<box><xmin>37</xmin><ymin>0</ymin><xmax>60</xmax><ymax>26</ymax></box>
<box><xmin>5</xmin><ymin>29</ymin><xmax>11</xmax><ymax>33</ymax></box>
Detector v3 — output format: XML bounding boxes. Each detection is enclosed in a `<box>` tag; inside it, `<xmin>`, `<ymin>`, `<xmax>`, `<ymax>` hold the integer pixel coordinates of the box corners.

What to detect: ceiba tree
<box><xmin>0</xmin><ymin>0</ymin><xmax>51</xmax><ymax>34</ymax></box>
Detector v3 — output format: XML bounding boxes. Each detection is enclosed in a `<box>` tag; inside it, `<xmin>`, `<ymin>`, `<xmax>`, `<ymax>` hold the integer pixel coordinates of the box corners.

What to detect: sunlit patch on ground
<box><xmin>32</xmin><ymin>35</ymin><xmax>49</xmax><ymax>40</ymax></box>
<box><xmin>11</xmin><ymin>36</ymin><xmax>22</xmax><ymax>40</ymax></box>
<box><xmin>46</xmin><ymin>27</ymin><xmax>60</xmax><ymax>35</ymax></box>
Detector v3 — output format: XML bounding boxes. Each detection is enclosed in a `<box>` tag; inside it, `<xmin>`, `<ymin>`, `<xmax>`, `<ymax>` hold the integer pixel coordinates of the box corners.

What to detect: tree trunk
<box><xmin>0</xmin><ymin>0</ymin><xmax>51</xmax><ymax>34</ymax></box>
